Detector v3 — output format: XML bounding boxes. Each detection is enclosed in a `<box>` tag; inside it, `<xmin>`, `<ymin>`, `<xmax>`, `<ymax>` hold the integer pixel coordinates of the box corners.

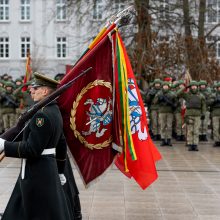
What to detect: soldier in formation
<box><xmin>145</xmin><ymin>78</ymin><xmax>219</xmax><ymax>151</ymax></box>
<box><xmin>146</xmin><ymin>79</ymin><xmax>162</xmax><ymax>141</ymax></box>
<box><xmin>0</xmin><ymin>73</ymin><xmax>33</xmax><ymax>134</ymax></box>
<box><xmin>209</xmin><ymin>82</ymin><xmax>220</xmax><ymax>147</ymax></box>
<box><xmin>153</xmin><ymin>81</ymin><xmax>176</xmax><ymax>146</ymax></box>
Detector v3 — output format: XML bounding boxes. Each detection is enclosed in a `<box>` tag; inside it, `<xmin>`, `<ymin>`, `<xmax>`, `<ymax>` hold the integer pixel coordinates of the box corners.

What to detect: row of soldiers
<box><xmin>145</xmin><ymin>79</ymin><xmax>220</xmax><ymax>151</ymax></box>
<box><xmin>0</xmin><ymin>72</ymin><xmax>65</xmax><ymax>134</ymax></box>
<box><xmin>0</xmin><ymin>76</ymin><xmax>33</xmax><ymax>134</ymax></box>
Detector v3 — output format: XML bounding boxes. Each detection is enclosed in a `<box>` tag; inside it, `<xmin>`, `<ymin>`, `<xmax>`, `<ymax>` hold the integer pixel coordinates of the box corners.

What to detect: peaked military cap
<box><xmin>32</xmin><ymin>72</ymin><xmax>60</xmax><ymax>89</ymax></box>
<box><xmin>216</xmin><ymin>82</ymin><xmax>220</xmax><ymax>88</ymax></box>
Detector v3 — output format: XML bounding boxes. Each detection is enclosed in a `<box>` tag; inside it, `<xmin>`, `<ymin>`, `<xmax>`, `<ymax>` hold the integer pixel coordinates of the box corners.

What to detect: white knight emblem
<box><xmin>82</xmin><ymin>98</ymin><xmax>112</xmax><ymax>138</ymax></box>
<box><xmin>128</xmin><ymin>78</ymin><xmax>147</xmax><ymax>140</ymax></box>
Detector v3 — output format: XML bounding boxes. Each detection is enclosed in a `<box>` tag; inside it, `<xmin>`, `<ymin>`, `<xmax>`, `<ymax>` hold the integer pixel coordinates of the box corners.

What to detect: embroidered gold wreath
<box><xmin>70</xmin><ymin>80</ymin><xmax>113</xmax><ymax>150</ymax></box>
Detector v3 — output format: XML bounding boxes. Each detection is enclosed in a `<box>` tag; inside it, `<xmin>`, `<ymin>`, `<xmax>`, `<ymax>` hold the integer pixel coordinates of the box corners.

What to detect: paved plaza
<box><xmin>1</xmin><ymin>140</ymin><xmax>220</xmax><ymax>220</ymax></box>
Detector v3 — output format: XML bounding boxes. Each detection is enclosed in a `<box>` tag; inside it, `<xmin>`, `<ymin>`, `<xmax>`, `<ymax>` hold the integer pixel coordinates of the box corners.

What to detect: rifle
<box><xmin>161</xmin><ymin>95</ymin><xmax>177</xmax><ymax>109</ymax></box>
<box><xmin>0</xmin><ymin>67</ymin><xmax>92</xmax><ymax>161</ymax></box>
<box><xmin>1</xmin><ymin>92</ymin><xmax>19</xmax><ymax>108</ymax></box>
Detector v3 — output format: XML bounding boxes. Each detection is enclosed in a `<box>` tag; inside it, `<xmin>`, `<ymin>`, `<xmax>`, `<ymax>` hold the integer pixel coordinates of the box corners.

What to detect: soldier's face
<box><xmin>30</xmin><ymin>86</ymin><xmax>48</xmax><ymax>101</ymax></box>
<box><xmin>163</xmin><ymin>85</ymin><xmax>169</xmax><ymax>90</ymax></box>
<box><xmin>191</xmin><ymin>85</ymin><xmax>197</xmax><ymax>90</ymax></box>
<box><xmin>5</xmin><ymin>87</ymin><xmax>12</xmax><ymax>92</ymax></box>
<box><xmin>200</xmin><ymin>85</ymin><xmax>206</xmax><ymax>89</ymax></box>
<box><xmin>16</xmin><ymin>81</ymin><xmax>22</xmax><ymax>86</ymax></box>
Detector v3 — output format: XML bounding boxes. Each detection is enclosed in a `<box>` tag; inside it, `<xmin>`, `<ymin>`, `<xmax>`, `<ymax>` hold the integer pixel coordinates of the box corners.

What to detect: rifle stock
<box><xmin>0</xmin><ymin>67</ymin><xmax>92</xmax><ymax>161</ymax></box>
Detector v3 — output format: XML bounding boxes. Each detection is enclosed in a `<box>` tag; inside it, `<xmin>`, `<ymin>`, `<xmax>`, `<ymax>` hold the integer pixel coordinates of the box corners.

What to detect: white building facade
<box><xmin>0</xmin><ymin>0</ymin><xmax>128</xmax><ymax>79</ymax></box>
<box><xmin>1</xmin><ymin>0</ymin><xmax>220</xmax><ymax>79</ymax></box>
<box><xmin>0</xmin><ymin>0</ymin><xmax>85</xmax><ymax>79</ymax></box>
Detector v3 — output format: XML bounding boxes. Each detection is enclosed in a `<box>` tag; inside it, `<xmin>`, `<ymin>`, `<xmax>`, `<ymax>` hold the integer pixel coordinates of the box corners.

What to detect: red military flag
<box><xmin>58</xmin><ymin>35</ymin><xmax>116</xmax><ymax>185</ymax></box>
<box><xmin>112</xmin><ymin>30</ymin><xmax>162</xmax><ymax>189</ymax></box>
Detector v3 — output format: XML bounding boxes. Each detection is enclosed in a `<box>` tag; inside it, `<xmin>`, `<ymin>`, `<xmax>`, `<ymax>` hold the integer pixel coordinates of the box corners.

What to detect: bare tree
<box><xmin>63</xmin><ymin>0</ymin><xmax>220</xmax><ymax>82</ymax></box>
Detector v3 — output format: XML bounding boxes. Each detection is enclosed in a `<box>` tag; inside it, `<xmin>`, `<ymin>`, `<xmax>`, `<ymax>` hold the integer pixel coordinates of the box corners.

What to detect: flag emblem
<box><xmin>36</xmin><ymin>118</ymin><xmax>44</xmax><ymax>127</ymax></box>
<box><xmin>70</xmin><ymin>80</ymin><xmax>113</xmax><ymax>150</ymax></box>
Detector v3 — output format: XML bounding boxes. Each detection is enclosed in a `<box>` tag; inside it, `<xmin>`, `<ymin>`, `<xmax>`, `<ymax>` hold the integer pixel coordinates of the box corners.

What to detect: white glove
<box><xmin>59</xmin><ymin>174</ymin><xmax>66</xmax><ymax>186</ymax></box>
<box><xmin>0</xmin><ymin>138</ymin><xmax>5</xmax><ymax>153</ymax></box>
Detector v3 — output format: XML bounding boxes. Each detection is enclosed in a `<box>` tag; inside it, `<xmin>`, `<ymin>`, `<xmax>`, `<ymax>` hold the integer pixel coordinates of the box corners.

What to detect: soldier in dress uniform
<box><xmin>154</xmin><ymin>81</ymin><xmax>176</xmax><ymax>146</ymax></box>
<box><xmin>209</xmin><ymin>82</ymin><xmax>220</xmax><ymax>147</ymax></box>
<box><xmin>0</xmin><ymin>73</ymin><xmax>80</xmax><ymax>220</ymax></box>
<box><xmin>177</xmin><ymin>81</ymin><xmax>206</xmax><ymax>151</ymax></box>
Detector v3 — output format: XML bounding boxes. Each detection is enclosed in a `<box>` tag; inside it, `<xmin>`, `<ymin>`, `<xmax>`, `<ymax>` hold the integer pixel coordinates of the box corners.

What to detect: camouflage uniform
<box><xmin>177</xmin><ymin>81</ymin><xmax>206</xmax><ymax>151</ymax></box>
<box><xmin>146</xmin><ymin>79</ymin><xmax>162</xmax><ymax>141</ymax></box>
<box><xmin>199</xmin><ymin>80</ymin><xmax>211</xmax><ymax>141</ymax></box>
<box><xmin>13</xmin><ymin>78</ymin><xmax>30</xmax><ymax>120</ymax></box>
<box><xmin>0</xmin><ymin>82</ymin><xmax>18</xmax><ymax>131</ymax></box>
<box><xmin>174</xmin><ymin>80</ymin><xmax>186</xmax><ymax>141</ymax></box>
<box><xmin>154</xmin><ymin>81</ymin><xmax>176</xmax><ymax>146</ymax></box>
<box><xmin>209</xmin><ymin>82</ymin><xmax>220</xmax><ymax>146</ymax></box>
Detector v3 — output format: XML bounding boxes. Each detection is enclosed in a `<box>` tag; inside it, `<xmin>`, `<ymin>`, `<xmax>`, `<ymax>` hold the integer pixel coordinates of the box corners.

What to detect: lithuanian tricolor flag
<box><xmin>112</xmin><ymin>30</ymin><xmax>162</xmax><ymax>189</ymax></box>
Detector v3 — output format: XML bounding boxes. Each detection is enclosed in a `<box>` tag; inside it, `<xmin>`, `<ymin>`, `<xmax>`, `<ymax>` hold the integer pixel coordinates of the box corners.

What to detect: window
<box><xmin>159</xmin><ymin>0</ymin><xmax>170</xmax><ymax>20</ymax></box>
<box><xmin>21</xmin><ymin>0</ymin><xmax>30</xmax><ymax>21</ymax></box>
<box><xmin>206</xmin><ymin>0</ymin><xmax>219</xmax><ymax>23</ymax></box>
<box><xmin>0</xmin><ymin>0</ymin><xmax>9</xmax><ymax>21</ymax></box>
<box><xmin>93</xmin><ymin>0</ymin><xmax>104</xmax><ymax>20</ymax></box>
<box><xmin>57</xmin><ymin>37</ymin><xmax>67</xmax><ymax>58</ymax></box>
<box><xmin>115</xmin><ymin>0</ymin><xmax>125</xmax><ymax>12</ymax></box>
<box><xmin>56</xmin><ymin>0</ymin><xmax>66</xmax><ymax>21</ymax></box>
<box><xmin>217</xmin><ymin>42</ymin><xmax>220</xmax><ymax>58</ymax></box>
<box><xmin>21</xmin><ymin>37</ymin><xmax>30</xmax><ymax>58</ymax></box>
<box><xmin>0</xmin><ymin>37</ymin><xmax>9</xmax><ymax>58</ymax></box>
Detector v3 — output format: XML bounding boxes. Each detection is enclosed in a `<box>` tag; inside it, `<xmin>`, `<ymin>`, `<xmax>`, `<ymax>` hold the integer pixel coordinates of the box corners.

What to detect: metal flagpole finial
<box><xmin>109</xmin><ymin>5</ymin><xmax>136</xmax><ymax>27</ymax></box>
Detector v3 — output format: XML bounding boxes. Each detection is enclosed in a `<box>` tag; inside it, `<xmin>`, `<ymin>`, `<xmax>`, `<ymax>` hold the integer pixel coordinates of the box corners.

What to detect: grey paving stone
<box><xmin>0</xmin><ymin>141</ymin><xmax>220</xmax><ymax>220</ymax></box>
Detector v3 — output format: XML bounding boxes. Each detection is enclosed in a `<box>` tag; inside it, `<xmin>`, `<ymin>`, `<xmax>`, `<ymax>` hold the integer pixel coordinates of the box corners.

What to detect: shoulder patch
<box><xmin>36</xmin><ymin>118</ymin><xmax>45</xmax><ymax>127</ymax></box>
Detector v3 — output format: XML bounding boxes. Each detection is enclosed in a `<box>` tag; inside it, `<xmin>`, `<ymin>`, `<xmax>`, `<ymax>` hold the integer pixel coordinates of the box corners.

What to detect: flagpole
<box><xmin>65</xmin><ymin>5</ymin><xmax>135</xmax><ymax>75</ymax></box>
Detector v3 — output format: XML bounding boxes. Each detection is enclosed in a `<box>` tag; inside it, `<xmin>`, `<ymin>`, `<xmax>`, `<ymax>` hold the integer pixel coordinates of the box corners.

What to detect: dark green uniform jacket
<box><xmin>209</xmin><ymin>91</ymin><xmax>220</xmax><ymax>116</ymax></box>
<box><xmin>153</xmin><ymin>89</ymin><xmax>176</xmax><ymax>113</ymax></box>
<box><xmin>2</xmin><ymin>101</ymin><xmax>73</xmax><ymax>220</ymax></box>
<box><xmin>177</xmin><ymin>89</ymin><xmax>206</xmax><ymax>116</ymax></box>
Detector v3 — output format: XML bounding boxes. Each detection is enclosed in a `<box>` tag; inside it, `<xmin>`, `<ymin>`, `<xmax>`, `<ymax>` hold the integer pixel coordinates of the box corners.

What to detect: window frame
<box><xmin>206</xmin><ymin>0</ymin><xmax>219</xmax><ymax>23</ymax></box>
<box><xmin>159</xmin><ymin>0</ymin><xmax>170</xmax><ymax>21</ymax></box>
<box><xmin>0</xmin><ymin>36</ymin><xmax>9</xmax><ymax>59</ymax></box>
<box><xmin>0</xmin><ymin>0</ymin><xmax>10</xmax><ymax>22</ymax></box>
<box><xmin>56</xmin><ymin>0</ymin><xmax>67</xmax><ymax>21</ymax></box>
<box><xmin>56</xmin><ymin>36</ymin><xmax>67</xmax><ymax>58</ymax></box>
<box><xmin>20</xmin><ymin>0</ymin><xmax>31</xmax><ymax>21</ymax></box>
<box><xmin>93</xmin><ymin>0</ymin><xmax>104</xmax><ymax>21</ymax></box>
<box><xmin>20</xmin><ymin>36</ymin><xmax>31</xmax><ymax>58</ymax></box>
